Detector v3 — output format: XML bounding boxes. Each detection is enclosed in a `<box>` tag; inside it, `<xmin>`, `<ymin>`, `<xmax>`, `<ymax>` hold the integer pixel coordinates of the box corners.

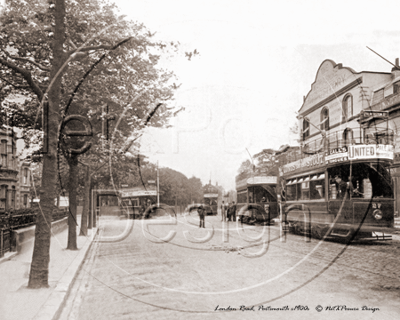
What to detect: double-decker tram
<box><xmin>235</xmin><ymin>173</ymin><xmax>279</xmax><ymax>224</ymax></box>
<box><xmin>203</xmin><ymin>182</ymin><xmax>219</xmax><ymax>215</ymax></box>
<box><xmin>279</xmin><ymin>110</ymin><xmax>395</xmax><ymax>241</ymax></box>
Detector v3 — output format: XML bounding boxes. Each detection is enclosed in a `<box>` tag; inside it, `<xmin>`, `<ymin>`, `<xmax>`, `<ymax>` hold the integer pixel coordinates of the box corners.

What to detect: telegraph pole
<box><xmin>157</xmin><ymin>160</ymin><xmax>160</xmax><ymax>206</ymax></box>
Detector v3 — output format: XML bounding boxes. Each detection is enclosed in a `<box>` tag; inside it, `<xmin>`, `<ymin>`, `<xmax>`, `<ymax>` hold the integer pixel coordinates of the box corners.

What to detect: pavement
<box><xmin>0</xmin><ymin>216</ymin><xmax>97</xmax><ymax>320</ymax></box>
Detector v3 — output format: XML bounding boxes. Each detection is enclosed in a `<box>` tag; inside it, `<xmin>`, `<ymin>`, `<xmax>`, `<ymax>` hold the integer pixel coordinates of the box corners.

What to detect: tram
<box><xmin>235</xmin><ymin>173</ymin><xmax>279</xmax><ymax>223</ymax></box>
<box><xmin>120</xmin><ymin>186</ymin><xmax>157</xmax><ymax>218</ymax></box>
<box><xmin>278</xmin><ymin>110</ymin><xmax>395</xmax><ymax>240</ymax></box>
<box><xmin>203</xmin><ymin>182</ymin><xmax>219</xmax><ymax>215</ymax></box>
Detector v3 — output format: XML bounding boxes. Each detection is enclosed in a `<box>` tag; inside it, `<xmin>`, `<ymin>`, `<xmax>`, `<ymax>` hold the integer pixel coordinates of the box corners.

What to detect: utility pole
<box><xmin>157</xmin><ymin>160</ymin><xmax>160</xmax><ymax>207</ymax></box>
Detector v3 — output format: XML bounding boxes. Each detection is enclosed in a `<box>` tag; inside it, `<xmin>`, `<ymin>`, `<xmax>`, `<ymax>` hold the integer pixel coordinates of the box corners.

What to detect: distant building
<box><xmin>0</xmin><ymin>127</ymin><xmax>31</xmax><ymax>211</ymax></box>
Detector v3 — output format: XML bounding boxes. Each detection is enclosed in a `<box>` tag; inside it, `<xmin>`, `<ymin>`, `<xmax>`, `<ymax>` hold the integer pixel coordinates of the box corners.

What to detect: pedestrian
<box><xmin>231</xmin><ymin>201</ymin><xmax>237</xmax><ymax>222</ymax></box>
<box><xmin>198</xmin><ymin>204</ymin><xmax>205</xmax><ymax>228</ymax></box>
<box><xmin>221</xmin><ymin>201</ymin><xmax>226</xmax><ymax>221</ymax></box>
<box><xmin>227</xmin><ymin>202</ymin><xmax>232</xmax><ymax>221</ymax></box>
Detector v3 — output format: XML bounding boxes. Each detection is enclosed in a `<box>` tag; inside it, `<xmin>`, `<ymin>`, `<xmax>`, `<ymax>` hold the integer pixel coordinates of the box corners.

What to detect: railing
<box><xmin>279</xmin><ymin>128</ymin><xmax>394</xmax><ymax>165</ymax></box>
<box><xmin>0</xmin><ymin>228</ymin><xmax>11</xmax><ymax>258</ymax></box>
<box><xmin>0</xmin><ymin>207</ymin><xmax>68</xmax><ymax>257</ymax></box>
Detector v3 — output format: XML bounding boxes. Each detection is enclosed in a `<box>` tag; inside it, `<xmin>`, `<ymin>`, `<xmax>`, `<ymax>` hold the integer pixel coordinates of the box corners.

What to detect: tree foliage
<box><xmin>0</xmin><ymin>0</ymin><xmax>195</xmax><ymax>287</ymax></box>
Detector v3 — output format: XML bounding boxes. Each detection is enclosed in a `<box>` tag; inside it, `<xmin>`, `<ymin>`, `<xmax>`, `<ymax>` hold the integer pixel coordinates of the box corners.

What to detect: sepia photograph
<box><xmin>0</xmin><ymin>0</ymin><xmax>400</xmax><ymax>319</ymax></box>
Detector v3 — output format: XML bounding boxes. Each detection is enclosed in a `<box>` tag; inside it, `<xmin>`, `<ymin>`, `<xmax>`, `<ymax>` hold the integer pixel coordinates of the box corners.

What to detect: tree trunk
<box><xmin>80</xmin><ymin>165</ymin><xmax>90</xmax><ymax>236</ymax></box>
<box><xmin>67</xmin><ymin>154</ymin><xmax>79</xmax><ymax>250</ymax></box>
<box><xmin>28</xmin><ymin>0</ymin><xmax>66</xmax><ymax>288</ymax></box>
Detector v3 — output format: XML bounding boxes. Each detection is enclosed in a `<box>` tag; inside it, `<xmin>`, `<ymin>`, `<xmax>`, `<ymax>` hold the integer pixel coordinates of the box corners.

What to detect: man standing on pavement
<box><xmin>198</xmin><ymin>204</ymin><xmax>205</xmax><ymax>228</ymax></box>
<box><xmin>221</xmin><ymin>201</ymin><xmax>226</xmax><ymax>221</ymax></box>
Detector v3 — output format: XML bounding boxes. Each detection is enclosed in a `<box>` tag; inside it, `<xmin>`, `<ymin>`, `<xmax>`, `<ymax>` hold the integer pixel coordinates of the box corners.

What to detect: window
<box><xmin>1</xmin><ymin>140</ymin><xmax>7</xmax><ymax>168</ymax></box>
<box><xmin>320</xmin><ymin>107</ymin><xmax>329</xmax><ymax>131</ymax></box>
<box><xmin>286</xmin><ymin>179</ymin><xmax>297</xmax><ymax>201</ymax></box>
<box><xmin>23</xmin><ymin>168</ymin><xmax>29</xmax><ymax>185</ymax></box>
<box><xmin>0</xmin><ymin>185</ymin><xmax>7</xmax><ymax>211</ymax></box>
<box><xmin>9</xmin><ymin>186</ymin><xmax>15</xmax><ymax>209</ymax></box>
<box><xmin>310</xmin><ymin>174</ymin><xmax>325</xmax><ymax>200</ymax></box>
<box><xmin>328</xmin><ymin>164</ymin><xmax>392</xmax><ymax>200</ymax></box>
<box><xmin>237</xmin><ymin>191</ymin><xmax>247</xmax><ymax>204</ymax></box>
<box><xmin>23</xmin><ymin>194</ymin><xmax>28</xmax><ymax>207</ymax></box>
<box><xmin>394</xmin><ymin>81</ymin><xmax>400</xmax><ymax>94</ymax></box>
<box><xmin>302</xmin><ymin>119</ymin><xmax>310</xmax><ymax>140</ymax></box>
<box><xmin>343</xmin><ymin>128</ymin><xmax>354</xmax><ymax>146</ymax></box>
<box><xmin>342</xmin><ymin>94</ymin><xmax>353</xmax><ymax>121</ymax></box>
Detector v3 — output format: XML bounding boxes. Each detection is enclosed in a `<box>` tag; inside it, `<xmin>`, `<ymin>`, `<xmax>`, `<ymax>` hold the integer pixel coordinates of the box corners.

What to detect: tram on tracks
<box><xmin>235</xmin><ymin>173</ymin><xmax>279</xmax><ymax>224</ymax></box>
<box><xmin>278</xmin><ymin>110</ymin><xmax>395</xmax><ymax>241</ymax></box>
<box><xmin>120</xmin><ymin>186</ymin><xmax>157</xmax><ymax>218</ymax></box>
<box><xmin>203</xmin><ymin>182</ymin><xmax>219</xmax><ymax>215</ymax></box>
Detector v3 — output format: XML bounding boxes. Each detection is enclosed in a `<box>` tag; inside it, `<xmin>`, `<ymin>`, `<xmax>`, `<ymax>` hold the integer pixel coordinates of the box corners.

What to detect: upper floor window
<box><xmin>320</xmin><ymin>107</ymin><xmax>329</xmax><ymax>131</ymax></box>
<box><xmin>343</xmin><ymin>128</ymin><xmax>354</xmax><ymax>146</ymax></box>
<box><xmin>302</xmin><ymin>119</ymin><xmax>310</xmax><ymax>140</ymax></box>
<box><xmin>23</xmin><ymin>194</ymin><xmax>28</xmax><ymax>207</ymax></box>
<box><xmin>0</xmin><ymin>140</ymin><xmax>7</xmax><ymax>168</ymax></box>
<box><xmin>23</xmin><ymin>168</ymin><xmax>29</xmax><ymax>185</ymax></box>
<box><xmin>342</xmin><ymin>94</ymin><xmax>353</xmax><ymax>122</ymax></box>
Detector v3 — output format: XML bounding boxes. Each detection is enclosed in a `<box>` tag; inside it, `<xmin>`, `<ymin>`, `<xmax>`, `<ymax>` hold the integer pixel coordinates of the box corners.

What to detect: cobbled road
<box><xmin>59</xmin><ymin>214</ymin><xmax>400</xmax><ymax>320</ymax></box>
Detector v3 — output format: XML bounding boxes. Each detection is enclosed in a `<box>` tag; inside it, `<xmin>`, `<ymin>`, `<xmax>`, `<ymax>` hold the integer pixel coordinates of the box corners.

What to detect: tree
<box><xmin>0</xmin><ymin>0</ymin><xmax>195</xmax><ymax>288</ymax></box>
<box><xmin>188</xmin><ymin>176</ymin><xmax>203</xmax><ymax>204</ymax></box>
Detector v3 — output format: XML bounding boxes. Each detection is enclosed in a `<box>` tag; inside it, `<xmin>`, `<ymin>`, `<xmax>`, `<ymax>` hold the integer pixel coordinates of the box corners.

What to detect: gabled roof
<box><xmin>298</xmin><ymin>59</ymin><xmax>389</xmax><ymax>116</ymax></box>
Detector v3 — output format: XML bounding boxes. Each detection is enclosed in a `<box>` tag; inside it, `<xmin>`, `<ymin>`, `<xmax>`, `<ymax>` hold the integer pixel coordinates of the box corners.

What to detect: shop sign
<box><xmin>325</xmin><ymin>146</ymin><xmax>348</xmax><ymax>164</ymax></box>
<box><xmin>348</xmin><ymin>144</ymin><xmax>393</xmax><ymax>160</ymax></box>
<box><xmin>282</xmin><ymin>152</ymin><xmax>324</xmax><ymax>174</ymax></box>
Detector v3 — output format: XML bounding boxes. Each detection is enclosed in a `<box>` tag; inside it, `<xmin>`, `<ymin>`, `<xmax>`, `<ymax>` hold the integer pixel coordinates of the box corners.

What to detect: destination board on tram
<box><xmin>204</xmin><ymin>193</ymin><xmax>219</xmax><ymax>198</ymax></box>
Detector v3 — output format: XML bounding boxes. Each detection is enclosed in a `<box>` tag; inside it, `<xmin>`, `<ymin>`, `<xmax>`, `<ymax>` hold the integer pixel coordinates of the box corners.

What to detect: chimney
<box><xmin>392</xmin><ymin>58</ymin><xmax>400</xmax><ymax>78</ymax></box>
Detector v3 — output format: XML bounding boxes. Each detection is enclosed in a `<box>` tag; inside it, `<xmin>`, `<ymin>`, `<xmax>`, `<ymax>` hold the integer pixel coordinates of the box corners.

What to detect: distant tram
<box><xmin>203</xmin><ymin>182</ymin><xmax>219</xmax><ymax>215</ymax></box>
<box><xmin>278</xmin><ymin>110</ymin><xmax>395</xmax><ymax>241</ymax></box>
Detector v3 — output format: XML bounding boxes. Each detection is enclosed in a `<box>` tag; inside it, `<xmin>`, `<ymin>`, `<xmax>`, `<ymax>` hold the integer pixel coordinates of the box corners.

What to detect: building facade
<box><xmin>0</xmin><ymin>127</ymin><xmax>31</xmax><ymax>212</ymax></box>
<box><xmin>298</xmin><ymin>59</ymin><xmax>400</xmax><ymax>214</ymax></box>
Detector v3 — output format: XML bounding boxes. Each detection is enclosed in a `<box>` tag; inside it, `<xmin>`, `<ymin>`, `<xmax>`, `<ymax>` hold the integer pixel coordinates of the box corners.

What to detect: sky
<box><xmin>112</xmin><ymin>0</ymin><xmax>400</xmax><ymax>191</ymax></box>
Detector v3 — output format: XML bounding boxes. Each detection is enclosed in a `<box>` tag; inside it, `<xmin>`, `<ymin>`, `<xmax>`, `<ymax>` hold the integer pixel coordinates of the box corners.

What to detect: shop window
<box><xmin>342</xmin><ymin>94</ymin><xmax>353</xmax><ymax>121</ymax></box>
<box><xmin>320</xmin><ymin>107</ymin><xmax>329</xmax><ymax>131</ymax></box>
<box><xmin>302</xmin><ymin>119</ymin><xmax>310</xmax><ymax>140</ymax></box>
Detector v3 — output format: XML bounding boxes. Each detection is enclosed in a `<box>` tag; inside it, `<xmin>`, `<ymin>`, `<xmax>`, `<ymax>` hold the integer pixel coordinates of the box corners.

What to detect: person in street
<box><xmin>334</xmin><ymin>175</ymin><xmax>348</xmax><ymax>199</ymax></box>
<box><xmin>231</xmin><ymin>201</ymin><xmax>237</xmax><ymax>222</ymax></box>
<box><xmin>198</xmin><ymin>204</ymin><xmax>205</xmax><ymax>228</ymax></box>
<box><xmin>226</xmin><ymin>202</ymin><xmax>231</xmax><ymax>221</ymax></box>
<box><xmin>221</xmin><ymin>201</ymin><xmax>226</xmax><ymax>221</ymax></box>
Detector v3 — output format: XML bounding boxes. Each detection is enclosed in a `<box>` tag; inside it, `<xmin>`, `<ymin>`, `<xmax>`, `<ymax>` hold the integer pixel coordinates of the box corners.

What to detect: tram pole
<box><xmin>157</xmin><ymin>160</ymin><xmax>160</xmax><ymax>207</ymax></box>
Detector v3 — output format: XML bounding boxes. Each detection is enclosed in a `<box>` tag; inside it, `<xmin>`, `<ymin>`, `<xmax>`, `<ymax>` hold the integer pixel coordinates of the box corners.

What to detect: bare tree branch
<box><xmin>0</xmin><ymin>57</ymin><xmax>44</xmax><ymax>101</ymax></box>
<box><xmin>0</xmin><ymin>75</ymin><xmax>29</xmax><ymax>89</ymax></box>
<box><xmin>0</xmin><ymin>48</ymin><xmax>50</xmax><ymax>72</ymax></box>
<box><xmin>12</xmin><ymin>56</ymin><xmax>51</xmax><ymax>72</ymax></box>
<box><xmin>66</xmin><ymin>37</ymin><xmax>132</xmax><ymax>56</ymax></box>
